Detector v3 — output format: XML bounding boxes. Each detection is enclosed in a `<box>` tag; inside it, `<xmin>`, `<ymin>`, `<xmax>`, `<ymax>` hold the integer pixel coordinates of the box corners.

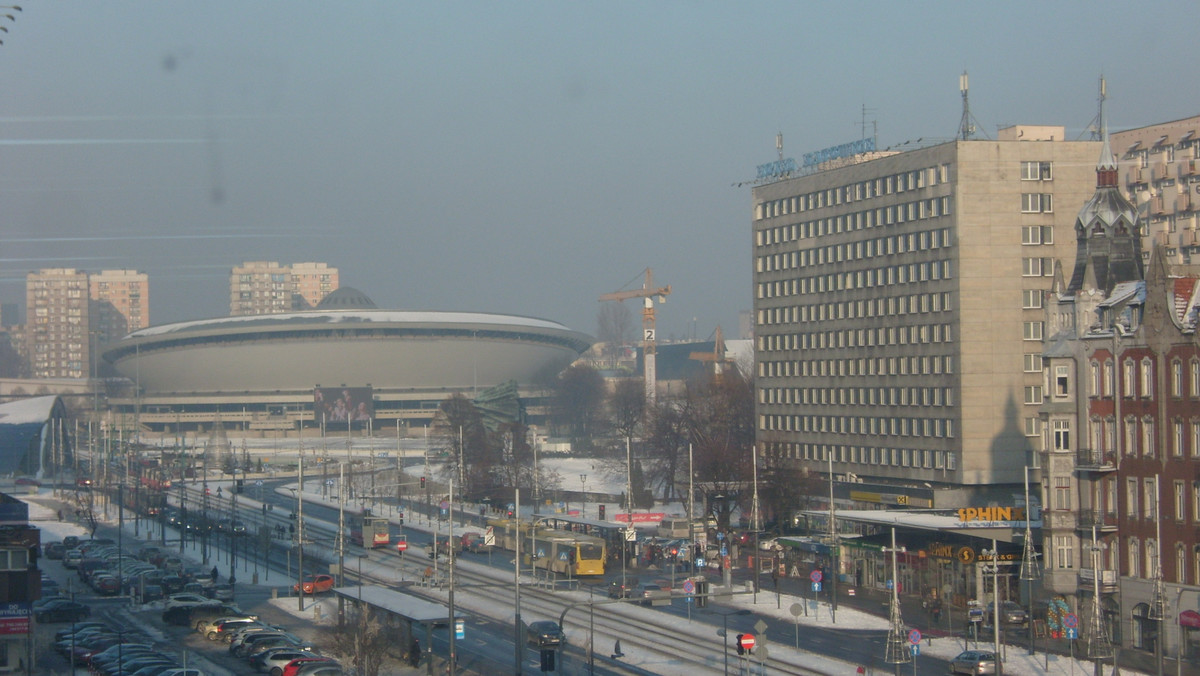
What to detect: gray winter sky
<box><xmin>0</xmin><ymin>2</ymin><xmax>1194</xmax><ymax>341</ymax></box>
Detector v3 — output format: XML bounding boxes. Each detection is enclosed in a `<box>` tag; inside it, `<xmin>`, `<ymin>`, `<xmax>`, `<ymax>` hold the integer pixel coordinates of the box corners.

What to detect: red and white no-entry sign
<box><xmin>739</xmin><ymin>634</ymin><xmax>756</xmax><ymax>651</ymax></box>
<box><xmin>396</xmin><ymin>537</ymin><xmax>408</xmax><ymax>552</ymax></box>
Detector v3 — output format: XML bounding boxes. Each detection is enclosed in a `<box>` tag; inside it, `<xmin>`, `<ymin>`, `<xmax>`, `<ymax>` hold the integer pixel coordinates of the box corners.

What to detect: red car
<box><xmin>293</xmin><ymin>574</ymin><xmax>335</xmax><ymax>595</ymax></box>
<box><xmin>15</xmin><ymin>477</ymin><xmax>40</xmax><ymax>487</ymax></box>
<box><xmin>283</xmin><ymin>657</ymin><xmax>337</xmax><ymax>676</ymax></box>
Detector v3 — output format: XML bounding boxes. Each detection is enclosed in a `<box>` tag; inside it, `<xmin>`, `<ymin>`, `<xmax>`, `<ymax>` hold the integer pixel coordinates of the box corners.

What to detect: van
<box><xmin>658</xmin><ymin>518</ymin><xmax>702</xmax><ymax>538</ymax></box>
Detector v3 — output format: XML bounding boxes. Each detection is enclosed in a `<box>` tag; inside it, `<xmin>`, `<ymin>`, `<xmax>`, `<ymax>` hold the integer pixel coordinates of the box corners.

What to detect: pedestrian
<box><xmin>211</xmin><ymin>565</ymin><xmax>219</xmax><ymax>583</ymax></box>
<box><xmin>408</xmin><ymin>638</ymin><xmax>420</xmax><ymax>666</ymax></box>
<box><xmin>56</xmin><ymin>509</ymin><xmax>63</xmax><ymax>522</ymax></box>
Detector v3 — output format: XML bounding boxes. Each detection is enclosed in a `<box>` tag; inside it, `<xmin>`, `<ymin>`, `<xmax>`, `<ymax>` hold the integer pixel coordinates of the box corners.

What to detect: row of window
<box><xmin>1088</xmin><ymin>358</ymin><xmax>1200</xmax><ymax>400</ymax></box>
<box><xmin>1021</xmin><ymin>193</ymin><xmax>1054</xmax><ymax>213</ymax></box>
<box><xmin>754</xmin><ymin>164</ymin><xmax>951</xmax><ymax>223</ymax></box>
<box><xmin>757</xmin><ymin>227</ymin><xmax>954</xmax><ymax>273</ymax></box>
<box><xmin>760</xmin><ymin>262</ymin><xmax>955</xmax><ymax>302</ymax></box>
<box><xmin>759</xmin><ymin>322</ymin><xmax>954</xmax><ymax>353</ymax></box>
<box><xmin>771</xmin><ymin>443</ymin><xmax>959</xmax><ymax>471</ymax></box>
<box><xmin>759</xmin><ymin>291</ymin><xmax>956</xmax><ymax>328</ymax></box>
<box><xmin>1078</xmin><ymin>416</ymin><xmax>1200</xmax><ymax>459</ymax></box>
<box><xmin>762</xmin><ymin>413</ymin><xmax>957</xmax><ymax>439</ymax></box>
<box><xmin>759</xmin><ymin>354</ymin><xmax>956</xmax><ymax>379</ymax></box>
<box><xmin>760</xmin><ymin>385</ymin><xmax>955</xmax><ymax>408</ymax></box>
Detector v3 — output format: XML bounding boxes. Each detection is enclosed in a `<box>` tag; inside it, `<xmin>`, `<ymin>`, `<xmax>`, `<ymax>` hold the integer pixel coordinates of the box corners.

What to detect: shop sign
<box><xmin>956</xmin><ymin>506</ymin><xmax>1027</xmax><ymax>527</ymax></box>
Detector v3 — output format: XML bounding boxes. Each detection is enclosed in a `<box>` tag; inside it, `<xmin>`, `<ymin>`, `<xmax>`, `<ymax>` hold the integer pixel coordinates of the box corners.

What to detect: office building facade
<box><xmin>751</xmin><ymin>128</ymin><xmax>1101</xmax><ymax>507</ymax></box>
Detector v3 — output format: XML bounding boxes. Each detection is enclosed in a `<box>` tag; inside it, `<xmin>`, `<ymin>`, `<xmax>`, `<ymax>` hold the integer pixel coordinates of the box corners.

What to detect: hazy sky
<box><xmin>1</xmin><ymin>2</ymin><xmax>1195</xmax><ymax>341</ymax></box>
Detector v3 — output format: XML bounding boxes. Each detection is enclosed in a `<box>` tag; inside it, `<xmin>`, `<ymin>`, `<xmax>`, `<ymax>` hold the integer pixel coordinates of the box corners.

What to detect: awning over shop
<box><xmin>1180</xmin><ymin>610</ymin><xmax>1200</xmax><ymax>629</ymax></box>
<box><xmin>776</xmin><ymin>537</ymin><xmax>831</xmax><ymax>556</ymax></box>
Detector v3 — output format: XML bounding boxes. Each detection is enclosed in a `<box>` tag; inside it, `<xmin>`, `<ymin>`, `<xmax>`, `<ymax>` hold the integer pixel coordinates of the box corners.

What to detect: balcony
<box><xmin>1077</xmin><ymin>510</ymin><xmax>1119</xmax><ymax>532</ymax></box>
<box><xmin>1152</xmin><ymin>196</ymin><xmax>1168</xmax><ymax>216</ymax></box>
<box><xmin>1128</xmin><ymin>167</ymin><xmax>1147</xmax><ymax>186</ymax></box>
<box><xmin>1154</xmin><ymin>164</ymin><xmax>1172</xmax><ymax>182</ymax></box>
<box><xmin>1076</xmin><ymin>448</ymin><xmax>1117</xmax><ymax>471</ymax></box>
<box><xmin>1181</xmin><ymin>160</ymin><xmax>1199</xmax><ymax>178</ymax></box>
<box><xmin>1178</xmin><ymin>193</ymin><xmax>1195</xmax><ymax>213</ymax></box>
<box><xmin>1079</xmin><ymin>567</ymin><xmax>1120</xmax><ymax>594</ymax></box>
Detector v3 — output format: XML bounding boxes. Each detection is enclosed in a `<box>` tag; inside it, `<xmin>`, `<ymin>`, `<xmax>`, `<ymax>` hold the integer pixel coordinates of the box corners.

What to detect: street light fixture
<box><xmin>579</xmin><ymin>474</ymin><xmax>587</xmax><ymax>517</ymax></box>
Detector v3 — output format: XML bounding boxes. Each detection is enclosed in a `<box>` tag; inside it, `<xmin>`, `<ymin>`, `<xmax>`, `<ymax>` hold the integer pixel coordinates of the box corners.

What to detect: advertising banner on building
<box><xmin>0</xmin><ymin>603</ymin><xmax>30</xmax><ymax>635</ymax></box>
<box><xmin>314</xmin><ymin>386</ymin><xmax>374</xmax><ymax>423</ymax></box>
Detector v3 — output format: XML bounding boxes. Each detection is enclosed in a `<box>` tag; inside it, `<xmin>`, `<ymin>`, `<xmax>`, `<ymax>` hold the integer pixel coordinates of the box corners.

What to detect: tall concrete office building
<box><xmin>751</xmin><ymin>127</ymin><xmax>1102</xmax><ymax>507</ymax></box>
<box><xmin>88</xmin><ymin>269</ymin><xmax>149</xmax><ymax>344</ymax></box>
<box><xmin>230</xmin><ymin>261</ymin><xmax>338</xmax><ymax>316</ymax></box>
<box><xmin>25</xmin><ymin>268</ymin><xmax>90</xmax><ymax>379</ymax></box>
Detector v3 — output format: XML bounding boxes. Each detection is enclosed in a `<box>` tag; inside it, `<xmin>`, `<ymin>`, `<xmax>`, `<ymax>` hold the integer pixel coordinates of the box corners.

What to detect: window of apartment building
<box><xmin>1024</xmin><ymin>353</ymin><xmax>1043</xmax><ymax>373</ymax></box>
<box><xmin>1022</xmin><ymin>225</ymin><xmax>1054</xmax><ymax>245</ymax></box>
<box><xmin>1173</xmin><ymin>360</ymin><xmax>1184</xmax><ymax>397</ymax></box>
<box><xmin>1024</xmin><ymin>386</ymin><xmax>1043</xmax><ymax>405</ymax></box>
<box><xmin>1178</xmin><ymin>544</ymin><xmax>1188</xmax><ymax>585</ymax></box>
<box><xmin>1175</xmin><ymin>420</ymin><xmax>1186</xmax><ymax>458</ymax></box>
<box><xmin>1023</xmin><ymin>322</ymin><xmax>1044</xmax><ymax>341</ymax></box>
<box><xmin>1143</xmin><ymin>418</ymin><xmax>1156</xmax><ymax>457</ymax></box>
<box><xmin>1124</xmin><ymin>359</ymin><xmax>1136</xmax><ymax>396</ymax></box>
<box><xmin>1022</xmin><ymin>289</ymin><xmax>1043</xmax><ymax>309</ymax></box>
<box><xmin>1024</xmin><ymin>417</ymin><xmax>1041</xmax><ymax>437</ymax></box>
<box><xmin>1146</xmin><ymin>539</ymin><xmax>1159</xmax><ymax>579</ymax></box>
<box><xmin>1145</xmin><ymin>478</ymin><xmax>1158</xmax><ymax>519</ymax></box>
<box><xmin>1129</xmin><ymin>537</ymin><xmax>1141</xmax><ymax>578</ymax></box>
<box><xmin>1022</xmin><ymin>161</ymin><xmax>1053</xmax><ymax>181</ymax></box>
<box><xmin>1125</xmin><ymin>417</ymin><xmax>1138</xmax><ymax>455</ymax></box>
<box><xmin>1053</xmin><ymin>419</ymin><xmax>1071</xmax><ymax>451</ymax></box>
<box><xmin>1103</xmin><ymin>360</ymin><xmax>1115</xmax><ymax>396</ymax></box>
<box><xmin>1193</xmin><ymin>421</ymin><xmax>1200</xmax><ymax>458</ymax></box>
<box><xmin>1192</xmin><ymin>359</ymin><xmax>1200</xmax><ymax>398</ymax></box>
<box><xmin>1177</xmin><ymin>480</ymin><xmax>1188</xmax><ymax>522</ymax></box>
<box><xmin>1090</xmin><ymin>361</ymin><xmax>1102</xmax><ymax>397</ymax></box>
<box><xmin>1054</xmin><ymin>535</ymin><xmax>1074</xmax><ymax>569</ymax></box>
<box><xmin>1055</xmin><ymin>365</ymin><xmax>1070</xmax><ymax>397</ymax></box>
<box><xmin>1054</xmin><ymin>476</ymin><xmax>1072</xmax><ymax>509</ymax></box>
<box><xmin>1194</xmin><ymin>482</ymin><xmax>1200</xmax><ymax>522</ymax></box>
<box><xmin>1142</xmin><ymin>357</ymin><xmax>1154</xmax><ymax>397</ymax></box>
<box><xmin>1128</xmin><ymin>478</ymin><xmax>1139</xmax><ymax>517</ymax></box>
<box><xmin>1022</xmin><ymin>258</ymin><xmax>1043</xmax><ymax>276</ymax></box>
<box><xmin>1021</xmin><ymin>193</ymin><xmax>1054</xmax><ymax>213</ymax></box>
<box><xmin>1107</xmin><ymin>480</ymin><xmax>1118</xmax><ymax>516</ymax></box>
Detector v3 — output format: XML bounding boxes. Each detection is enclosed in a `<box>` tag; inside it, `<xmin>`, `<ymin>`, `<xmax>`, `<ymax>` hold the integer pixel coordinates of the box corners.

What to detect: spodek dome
<box><xmin>101</xmin><ymin>289</ymin><xmax>593</xmax><ymax>433</ymax></box>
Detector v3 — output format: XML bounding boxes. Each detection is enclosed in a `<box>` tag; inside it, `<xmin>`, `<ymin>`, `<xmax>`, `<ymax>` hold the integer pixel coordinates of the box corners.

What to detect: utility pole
<box><xmin>297</xmin><ymin>457</ymin><xmax>304</xmax><ymax>612</ymax></box>
<box><xmin>1019</xmin><ymin>466</ymin><xmax>1042</xmax><ymax>659</ymax></box>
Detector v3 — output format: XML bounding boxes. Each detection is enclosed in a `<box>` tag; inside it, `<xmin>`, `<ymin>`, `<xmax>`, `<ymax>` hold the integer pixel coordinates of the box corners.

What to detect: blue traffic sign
<box><xmin>682</xmin><ymin>580</ymin><xmax>696</xmax><ymax>594</ymax></box>
<box><xmin>716</xmin><ymin>532</ymin><xmax>725</xmax><ymax>541</ymax></box>
<box><xmin>1064</xmin><ymin>613</ymin><xmax>1079</xmax><ymax>629</ymax></box>
<box><xmin>810</xmin><ymin>569</ymin><xmax>823</xmax><ymax>583</ymax></box>
<box><xmin>325</xmin><ymin>479</ymin><xmax>335</xmax><ymax>486</ymax></box>
<box><xmin>812</xmin><ymin>582</ymin><xmax>822</xmax><ymax>592</ymax></box>
<box><xmin>911</xmin><ymin>645</ymin><xmax>920</xmax><ymax>656</ymax></box>
<box><xmin>255</xmin><ymin>479</ymin><xmax>264</xmax><ymax>486</ymax></box>
<box><xmin>720</xmin><ymin>546</ymin><xmax>728</xmax><ymax>557</ymax></box>
<box><xmin>1066</xmin><ymin>628</ymin><xmax>1078</xmax><ymax>640</ymax></box>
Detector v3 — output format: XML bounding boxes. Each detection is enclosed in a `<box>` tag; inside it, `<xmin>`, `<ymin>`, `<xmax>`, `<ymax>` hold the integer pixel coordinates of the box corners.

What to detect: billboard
<box><xmin>314</xmin><ymin>386</ymin><xmax>374</xmax><ymax>423</ymax></box>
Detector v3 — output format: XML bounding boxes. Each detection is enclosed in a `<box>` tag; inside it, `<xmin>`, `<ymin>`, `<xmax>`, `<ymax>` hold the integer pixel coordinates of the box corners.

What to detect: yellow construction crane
<box><xmin>688</xmin><ymin>325</ymin><xmax>732</xmax><ymax>383</ymax></box>
<box><xmin>599</xmin><ymin>268</ymin><xmax>671</xmax><ymax>402</ymax></box>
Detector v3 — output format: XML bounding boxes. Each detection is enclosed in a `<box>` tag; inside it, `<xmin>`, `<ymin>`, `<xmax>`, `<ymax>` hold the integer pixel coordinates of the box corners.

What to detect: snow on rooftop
<box><xmin>0</xmin><ymin>395</ymin><xmax>57</xmax><ymax>426</ymax></box>
<box><xmin>128</xmin><ymin>310</ymin><xmax>579</xmax><ymax>339</ymax></box>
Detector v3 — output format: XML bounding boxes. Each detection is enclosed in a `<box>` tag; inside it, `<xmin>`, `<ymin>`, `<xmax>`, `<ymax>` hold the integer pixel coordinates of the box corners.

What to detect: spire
<box><xmin>1096</xmin><ymin>76</ymin><xmax>1118</xmax><ymax>186</ymax></box>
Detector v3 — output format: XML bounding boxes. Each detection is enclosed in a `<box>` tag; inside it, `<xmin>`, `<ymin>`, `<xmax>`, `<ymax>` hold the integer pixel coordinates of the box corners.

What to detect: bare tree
<box><xmin>686</xmin><ymin>370</ymin><xmax>755</xmax><ymax>531</ymax></box>
<box><xmin>431</xmin><ymin>393</ymin><xmax>490</xmax><ymax>499</ymax></box>
<box><xmin>607</xmin><ymin>378</ymin><xmax>645</xmax><ymax>447</ymax></box>
<box><xmin>549</xmin><ymin>363</ymin><xmax>607</xmax><ymax>449</ymax></box>
<box><xmin>596</xmin><ymin>302</ymin><xmax>634</xmax><ymax>368</ymax></box>
<box><xmin>331</xmin><ymin>605</ymin><xmax>392</xmax><ymax>676</ymax></box>
<box><xmin>0</xmin><ymin>334</ymin><xmax>28</xmax><ymax>378</ymax></box>
<box><xmin>642</xmin><ymin>398</ymin><xmax>690</xmax><ymax>501</ymax></box>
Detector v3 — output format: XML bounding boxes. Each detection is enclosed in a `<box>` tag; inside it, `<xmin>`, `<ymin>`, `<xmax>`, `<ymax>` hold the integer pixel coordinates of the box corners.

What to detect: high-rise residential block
<box><xmin>89</xmin><ymin>269</ymin><xmax>149</xmax><ymax>344</ymax></box>
<box><xmin>230</xmin><ymin>261</ymin><xmax>338</xmax><ymax>315</ymax></box>
<box><xmin>25</xmin><ymin>268</ymin><xmax>90</xmax><ymax>379</ymax></box>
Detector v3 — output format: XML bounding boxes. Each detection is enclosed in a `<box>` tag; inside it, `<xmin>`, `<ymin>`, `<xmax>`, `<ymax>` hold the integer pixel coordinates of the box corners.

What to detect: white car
<box><xmin>165</xmin><ymin>593</ymin><xmax>213</xmax><ymax>609</ymax></box>
<box><xmin>759</xmin><ymin>537</ymin><xmax>781</xmax><ymax>551</ymax></box>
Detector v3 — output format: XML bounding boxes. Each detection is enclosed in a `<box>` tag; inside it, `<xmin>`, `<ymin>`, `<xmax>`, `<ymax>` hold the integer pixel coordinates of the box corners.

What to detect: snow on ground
<box><xmin>16</xmin><ymin>456</ymin><xmax>1149</xmax><ymax>676</ymax></box>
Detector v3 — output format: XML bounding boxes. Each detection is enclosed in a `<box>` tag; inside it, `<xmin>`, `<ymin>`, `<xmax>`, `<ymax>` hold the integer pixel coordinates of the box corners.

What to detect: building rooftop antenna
<box><xmin>958</xmin><ymin>71</ymin><xmax>976</xmax><ymax>141</ymax></box>
<box><xmin>860</xmin><ymin>104</ymin><xmax>878</xmax><ymax>148</ymax></box>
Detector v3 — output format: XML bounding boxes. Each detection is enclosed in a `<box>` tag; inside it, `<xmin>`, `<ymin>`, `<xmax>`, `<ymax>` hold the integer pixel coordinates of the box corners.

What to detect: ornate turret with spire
<box><xmin>1065</xmin><ymin>77</ymin><xmax>1143</xmax><ymax>296</ymax></box>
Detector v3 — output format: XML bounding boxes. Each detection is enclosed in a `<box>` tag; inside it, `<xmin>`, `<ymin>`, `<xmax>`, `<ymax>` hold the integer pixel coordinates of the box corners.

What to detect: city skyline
<box><xmin>1</xmin><ymin>2</ymin><xmax>1196</xmax><ymax>339</ymax></box>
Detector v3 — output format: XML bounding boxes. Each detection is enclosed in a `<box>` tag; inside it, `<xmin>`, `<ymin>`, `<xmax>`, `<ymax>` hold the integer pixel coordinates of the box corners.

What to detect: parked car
<box><xmin>45</xmin><ymin>542</ymin><xmax>66</xmax><ymax>559</ymax></box>
<box><xmin>526</xmin><ymin>620</ymin><xmax>565</xmax><ymax>648</ymax></box>
<box><xmin>33</xmin><ymin>599</ymin><xmax>91</xmax><ymax>623</ymax></box>
<box><xmin>987</xmin><ymin>601</ymin><xmax>1028</xmax><ymax>625</ymax></box>
<box><xmin>166</xmin><ymin>592</ymin><xmax>214</xmax><ymax>609</ymax></box>
<box><xmin>281</xmin><ymin>658</ymin><xmax>337</xmax><ymax>676</ymax></box>
<box><xmin>63</xmin><ymin>549</ymin><xmax>84</xmax><ymax>568</ymax></box>
<box><xmin>138</xmin><ymin>584</ymin><xmax>165</xmax><ymax>603</ymax></box>
<box><xmin>293</xmin><ymin>574</ymin><xmax>335</xmax><ymax>595</ymax></box>
<box><xmin>212</xmin><ymin>584</ymin><xmax>235</xmax><ymax>602</ymax></box>
<box><xmin>460</xmin><ymin>532</ymin><xmax>488</xmax><ymax>553</ymax></box>
<box><xmin>949</xmin><ymin>650</ymin><xmax>1000</xmax><ymax>675</ymax></box>
<box><xmin>62</xmin><ymin>535</ymin><xmax>80</xmax><ymax>549</ymax></box>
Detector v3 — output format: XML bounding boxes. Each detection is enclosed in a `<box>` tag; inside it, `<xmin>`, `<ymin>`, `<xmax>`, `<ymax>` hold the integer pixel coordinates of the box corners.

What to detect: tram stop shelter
<box><xmin>331</xmin><ymin>585</ymin><xmax>464</xmax><ymax>673</ymax></box>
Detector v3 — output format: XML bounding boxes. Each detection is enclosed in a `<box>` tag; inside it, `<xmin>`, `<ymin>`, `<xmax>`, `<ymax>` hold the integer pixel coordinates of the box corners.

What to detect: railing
<box><xmin>1076</xmin><ymin>448</ymin><xmax>1117</xmax><ymax>470</ymax></box>
<box><xmin>1077</xmin><ymin>510</ymin><xmax>1119</xmax><ymax>530</ymax></box>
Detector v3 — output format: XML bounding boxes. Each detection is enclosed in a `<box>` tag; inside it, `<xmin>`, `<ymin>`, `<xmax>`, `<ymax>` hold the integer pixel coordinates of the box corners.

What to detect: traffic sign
<box><xmin>559</xmin><ymin>550</ymin><xmax>569</xmax><ymax>561</ymax></box>
<box><xmin>810</xmin><ymin>569</ymin><xmax>823</xmax><ymax>583</ymax></box>
<box><xmin>396</xmin><ymin>538</ymin><xmax>408</xmax><ymax>552</ymax></box>
<box><xmin>812</xmin><ymin>582</ymin><xmax>821</xmax><ymax>592</ymax></box>
<box><xmin>325</xmin><ymin>479</ymin><xmax>335</xmax><ymax>486</ymax></box>
<box><xmin>455</xmin><ymin>619</ymin><xmax>464</xmax><ymax>639</ymax></box>
<box><xmin>739</xmin><ymin>634</ymin><xmax>756</xmax><ymax>651</ymax></box>
<box><xmin>1064</xmin><ymin>613</ymin><xmax>1079</xmax><ymax>629</ymax></box>
<box><xmin>717</xmin><ymin>531</ymin><xmax>725</xmax><ymax>541</ymax></box>
<box><xmin>682</xmin><ymin>580</ymin><xmax>695</xmax><ymax>595</ymax></box>
<box><xmin>911</xmin><ymin>645</ymin><xmax>920</xmax><ymax>656</ymax></box>
<box><xmin>720</xmin><ymin>546</ymin><xmax>728</xmax><ymax>557</ymax></box>
<box><xmin>484</xmin><ymin>526</ymin><xmax>495</xmax><ymax>547</ymax></box>
<box><xmin>1066</xmin><ymin>628</ymin><xmax>1078</xmax><ymax>640</ymax></box>
<box><xmin>908</xmin><ymin>629</ymin><xmax>922</xmax><ymax>645</ymax></box>
<box><xmin>255</xmin><ymin>479</ymin><xmax>264</xmax><ymax>487</ymax></box>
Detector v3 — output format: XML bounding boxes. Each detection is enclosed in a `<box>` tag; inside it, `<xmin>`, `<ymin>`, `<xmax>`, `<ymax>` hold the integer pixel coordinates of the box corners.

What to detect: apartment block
<box><xmin>25</xmin><ymin>268</ymin><xmax>90</xmax><ymax>379</ymax></box>
<box><xmin>751</xmin><ymin>128</ymin><xmax>1101</xmax><ymax>507</ymax></box>
<box><xmin>230</xmin><ymin>261</ymin><xmax>338</xmax><ymax>316</ymax></box>
<box><xmin>1114</xmin><ymin>115</ymin><xmax>1200</xmax><ymax>264</ymax></box>
<box><xmin>89</xmin><ymin>269</ymin><xmax>149</xmax><ymax>344</ymax></box>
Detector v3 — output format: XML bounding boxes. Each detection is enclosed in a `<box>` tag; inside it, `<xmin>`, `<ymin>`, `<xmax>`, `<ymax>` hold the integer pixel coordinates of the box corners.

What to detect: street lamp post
<box><xmin>579</xmin><ymin>474</ymin><xmax>587</xmax><ymax>517</ymax></box>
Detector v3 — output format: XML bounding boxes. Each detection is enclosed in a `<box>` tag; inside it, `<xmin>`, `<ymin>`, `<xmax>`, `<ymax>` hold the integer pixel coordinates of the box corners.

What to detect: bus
<box><xmin>486</xmin><ymin>517</ymin><xmax>606</xmax><ymax>576</ymax></box>
<box><xmin>350</xmin><ymin>513</ymin><xmax>390</xmax><ymax>548</ymax></box>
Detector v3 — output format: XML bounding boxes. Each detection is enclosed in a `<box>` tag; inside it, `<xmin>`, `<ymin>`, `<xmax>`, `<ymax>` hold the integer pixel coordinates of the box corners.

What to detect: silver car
<box><xmin>950</xmin><ymin>650</ymin><xmax>999</xmax><ymax>675</ymax></box>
